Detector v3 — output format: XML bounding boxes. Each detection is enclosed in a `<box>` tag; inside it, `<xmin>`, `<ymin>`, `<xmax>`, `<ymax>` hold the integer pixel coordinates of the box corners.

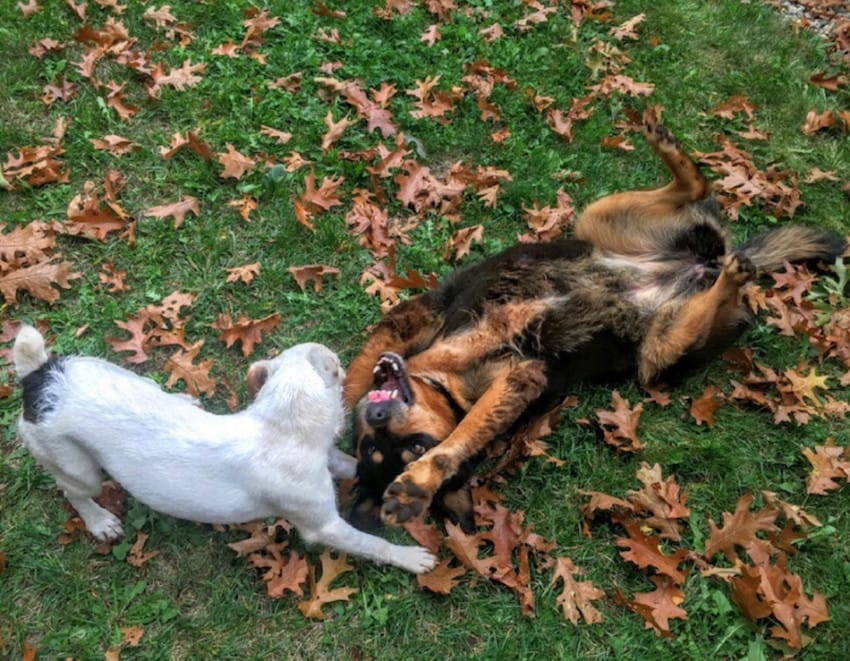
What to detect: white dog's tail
<box><xmin>13</xmin><ymin>325</ymin><xmax>49</xmax><ymax>378</ymax></box>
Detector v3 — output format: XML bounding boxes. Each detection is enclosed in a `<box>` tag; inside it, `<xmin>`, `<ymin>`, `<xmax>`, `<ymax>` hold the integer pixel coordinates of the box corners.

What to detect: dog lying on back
<box><xmin>13</xmin><ymin>326</ymin><xmax>436</xmax><ymax>574</ymax></box>
<box><xmin>343</xmin><ymin>119</ymin><xmax>847</xmax><ymax>532</ymax></box>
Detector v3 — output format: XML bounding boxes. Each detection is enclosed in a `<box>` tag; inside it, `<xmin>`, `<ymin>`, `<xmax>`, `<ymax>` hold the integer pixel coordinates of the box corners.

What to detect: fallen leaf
<box><xmin>143</xmin><ymin>196</ymin><xmax>199</xmax><ymax>229</ymax></box>
<box><xmin>288</xmin><ymin>264</ymin><xmax>340</xmax><ymax>293</ymax></box>
<box><xmin>297</xmin><ymin>550</ymin><xmax>358</xmax><ymax>620</ymax></box>
<box><xmin>417</xmin><ymin>559</ymin><xmax>467</xmax><ymax>594</ymax></box>
<box><xmin>211</xmin><ymin>313</ymin><xmax>281</xmax><ymax>357</ymax></box>
<box><xmin>551</xmin><ymin>556</ymin><xmax>605</xmax><ymax>624</ymax></box>
<box><xmin>127</xmin><ymin>532</ymin><xmax>159</xmax><ymax>567</ymax></box>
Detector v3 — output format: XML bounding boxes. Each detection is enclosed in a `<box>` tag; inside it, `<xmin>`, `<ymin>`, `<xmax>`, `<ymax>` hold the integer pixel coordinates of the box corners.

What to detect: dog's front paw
<box><xmin>87</xmin><ymin>511</ymin><xmax>124</xmax><ymax>541</ymax></box>
<box><xmin>394</xmin><ymin>545</ymin><xmax>438</xmax><ymax>574</ymax></box>
<box><xmin>382</xmin><ymin>474</ymin><xmax>432</xmax><ymax>526</ymax></box>
<box><xmin>723</xmin><ymin>252</ymin><xmax>755</xmax><ymax>286</ymax></box>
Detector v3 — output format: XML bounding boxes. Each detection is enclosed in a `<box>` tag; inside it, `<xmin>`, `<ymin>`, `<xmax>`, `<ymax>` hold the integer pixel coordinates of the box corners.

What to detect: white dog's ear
<box><xmin>246</xmin><ymin>361</ymin><xmax>269</xmax><ymax>399</ymax></box>
<box><xmin>307</xmin><ymin>345</ymin><xmax>343</xmax><ymax>387</ymax></box>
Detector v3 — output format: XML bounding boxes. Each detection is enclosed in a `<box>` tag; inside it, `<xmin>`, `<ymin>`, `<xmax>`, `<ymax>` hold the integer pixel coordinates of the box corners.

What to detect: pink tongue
<box><xmin>367</xmin><ymin>390</ymin><xmax>392</xmax><ymax>403</ymax></box>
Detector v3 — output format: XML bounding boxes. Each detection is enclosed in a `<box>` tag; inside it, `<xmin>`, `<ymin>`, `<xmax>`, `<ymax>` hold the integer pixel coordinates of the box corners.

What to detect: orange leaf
<box><xmin>211</xmin><ymin>312</ymin><xmax>281</xmax><ymax>357</ymax></box>
<box><xmin>288</xmin><ymin>264</ymin><xmax>340</xmax><ymax>293</ymax></box>
<box><xmin>417</xmin><ymin>559</ymin><xmax>466</xmax><ymax>594</ymax></box>
<box><xmin>689</xmin><ymin>385</ymin><xmax>723</xmax><ymax>427</ymax></box>
<box><xmin>551</xmin><ymin>556</ymin><xmax>605</xmax><ymax>624</ymax></box>
<box><xmin>218</xmin><ymin>143</ymin><xmax>256</xmax><ymax>179</ymax></box>
<box><xmin>297</xmin><ymin>550</ymin><xmax>358</xmax><ymax>620</ymax></box>
<box><xmin>143</xmin><ymin>196</ymin><xmax>200</xmax><ymax>229</ymax></box>
<box><xmin>127</xmin><ymin>532</ymin><xmax>159</xmax><ymax>568</ymax></box>
<box><xmin>163</xmin><ymin>341</ymin><xmax>217</xmax><ymax>397</ymax></box>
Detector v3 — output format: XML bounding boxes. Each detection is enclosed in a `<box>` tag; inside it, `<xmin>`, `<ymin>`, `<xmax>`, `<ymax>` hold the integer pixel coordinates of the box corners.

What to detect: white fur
<box><xmin>14</xmin><ymin>325</ymin><xmax>436</xmax><ymax>574</ymax></box>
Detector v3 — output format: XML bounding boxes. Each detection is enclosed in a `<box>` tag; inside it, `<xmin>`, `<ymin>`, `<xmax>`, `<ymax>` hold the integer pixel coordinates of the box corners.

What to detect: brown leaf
<box><xmin>163</xmin><ymin>341</ymin><xmax>217</xmax><ymax>397</ymax></box>
<box><xmin>225</xmin><ymin>262</ymin><xmax>261</xmax><ymax>285</ymax></box>
<box><xmin>616</xmin><ymin>520</ymin><xmax>689</xmax><ymax>584</ymax></box>
<box><xmin>551</xmin><ymin>556</ymin><xmax>605</xmax><ymax>624</ymax></box>
<box><xmin>801</xmin><ymin>109</ymin><xmax>836</xmax><ymax>136</ymax></box>
<box><xmin>127</xmin><ymin>532</ymin><xmax>159</xmax><ymax>567</ymax></box>
<box><xmin>297</xmin><ymin>550</ymin><xmax>358</xmax><ymax>620</ymax></box>
<box><xmin>689</xmin><ymin>385</ymin><xmax>724</xmax><ymax>427</ymax></box>
<box><xmin>143</xmin><ymin>196</ymin><xmax>199</xmax><ymax>229</ymax></box>
<box><xmin>259</xmin><ymin>125</ymin><xmax>292</xmax><ymax>144</ymax></box>
<box><xmin>211</xmin><ymin>313</ymin><xmax>281</xmax><ymax>357</ymax></box>
<box><xmin>443</xmin><ymin>224</ymin><xmax>483</xmax><ymax>261</ymax></box>
<box><xmin>803</xmin><ymin>442</ymin><xmax>850</xmax><ymax>495</ymax></box>
<box><xmin>121</xmin><ymin>626</ymin><xmax>144</xmax><ymax>647</ymax></box>
<box><xmin>629</xmin><ymin>575</ymin><xmax>687</xmax><ymax>636</ymax></box>
<box><xmin>321</xmin><ymin>111</ymin><xmax>357</xmax><ymax>152</ymax></box>
<box><xmin>90</xmin><ymin>134</ymin><xmax>136</xmax><ymax>156</ymax></box>
<box><xmin>417</xmin><ymin>559</ymin><xmax>467</xmax><ymax>594</ymax></box>
<box><xmin>627</xmin><ymin>463</ymin><xmax>690</xmax><ymax>542</ymax></box>
<box><xmin>288</xmin><ymin>264</ymin><xmax>340</xmax><ymax>293</ymax></box>
<box><xmin>703</xmin><ymin>492</ymin><xmax>779</xmax><ymax>562</ymax></box>
<box><xmin>218</xmin><ymin>143</ymin><xmax>256</xmax><ymax>179</ymax></box>
<box><xmin>0</xmin><ymin>258</ymin><xmax>80</xmax><ymax>306</ymax></box>
<box><xmin>595</xmin><ymin>390</ymin><xmax>645</xmax><ymax>452</ymax></box>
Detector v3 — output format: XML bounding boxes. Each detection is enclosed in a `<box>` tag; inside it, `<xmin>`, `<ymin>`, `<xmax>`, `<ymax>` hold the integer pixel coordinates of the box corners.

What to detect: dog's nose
<box><xmin>365</xmin><ymin>401</ymin><xmax>392</xmax><ymax>427</ymax></box>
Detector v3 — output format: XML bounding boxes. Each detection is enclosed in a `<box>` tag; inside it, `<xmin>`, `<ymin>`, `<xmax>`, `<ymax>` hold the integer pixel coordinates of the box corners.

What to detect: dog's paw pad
<box><xmin>397</xmin><ymin>546</ymin><xmax>438</xmax><ymax>574</ymax></box>
<box><xmin>381</xmin><ymin>476</ymin><xmax>430</xmax><ymax>526</ymax></box>
<box><xmin>88</xmin><ymin>512</ymin><xmax>124</xmax><ymax>542</ymax></box>
<box><xmin>724</xmin><ymin>252</ymin><xmax>755</xmax><ymax>284</ymax></box>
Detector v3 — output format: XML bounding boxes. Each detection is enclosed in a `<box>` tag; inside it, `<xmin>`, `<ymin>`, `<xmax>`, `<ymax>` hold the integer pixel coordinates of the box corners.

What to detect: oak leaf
<box><xmin>703</xmin><ymin>492</ymin><xmax>779</xmax><ymax>562</ymax></box>
<box><xmin>595</xmin><ymin>390</ymin><xmax>645</xmax><ymax>452</ymax></box>
<box><xmin>616</xmin><ymin>520</ymin><xmax>689</xmax><ymax>584</ymax></box>
<box><xmin>444</xmin><ymin>224</ymin><xmax>483</xmax><ymax>261</ymax></box>
<box><xmin>163</xmin><ymin>341</ymin><xmax>217</xmax><ymax>397</ymax></box>
<box><xmin>127</xmin><ymin>532</ymin><xmax>159</xmax><ymax>567</ymax></box>
<box><xmin>218</xmin><ymin>143</ymin><xmax>255</xmax><ymax>179</ymax></box>
<box><xmin>288</xmin><ymin>264</ymin><xmax>340</xmax><ymax>293</ymax></box>
<box><xmin>802</xmin><ymin>442</ymin><xmax>850</xmax><ymax>495</ymax></box>
<box><xmin>551</xmin><ymin>556</ymin><xmax>605</xmax><ymax>624</ymax></box>
<box><xmin>121</xmin><ymin>626</ymin><xmax>144</xmax><ymax>647</ymax></box>
<box><xmin>0</xmin><ymin>258</ymin><xmax>80</xmax><ymax>306</ymax></box>
<box><xmin>629</xmin><ymin>575</ymin><xmax>687</xmax><ymax>636</ymax></box>
<box><xmin>143</xmin><ymin>195</ymin><xmax>199</xmax><ymax>229</ymax></box>
<box><xmin>297</xmin><ymin>550</ymin><xmax>358</xmax><ymax>620</ymax></box>
<box><xmin>90</xmin><ymin>134</ymin><xmax>136</xmax><ymax>156</ymax></box>
<box><xmin>225</xmin><ymin>262</ymin><xmax>261</xmax><ymax>285</ymax></box>
<box><xmin>417</xmin><ymin>559</ymin><xmax>466</xmax><ymax>594</ymax></box>
<box><xmin>689</xmin><ymin>385</ymin><xmax>723</xmax><ymax>427</ymax></box>
<box><xmin>211</xmin><ymin>312</ymin><xmax>281</xmax><ymax>357</ymax></box>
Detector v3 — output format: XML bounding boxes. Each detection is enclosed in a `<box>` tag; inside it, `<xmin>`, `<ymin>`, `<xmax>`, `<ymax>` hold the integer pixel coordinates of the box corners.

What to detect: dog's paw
<box><xmin>382</xmin><ymin>474</ymin><xmax>432</xmax><ymax>526</ymax></box>
<box><xmin>394</xmin><ymin>545</ymin><xmax>438</xmax><ymax>574</ymax></box>
<box><xmin>722</xmin><ymin>252</ymin><xmax>755</xmax><ymax>286</ymax></box>
<box><xmin>87</xmin><ymin>511</ymin><xmax>124</xmax><ymax>542</ymax></box>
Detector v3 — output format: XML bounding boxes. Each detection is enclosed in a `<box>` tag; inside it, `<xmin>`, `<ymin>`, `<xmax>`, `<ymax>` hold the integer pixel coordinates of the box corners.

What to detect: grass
<box><xmin>2</xmin><ymin>0</ymin><xmax>850</xmax><ymax>658</ymax></box>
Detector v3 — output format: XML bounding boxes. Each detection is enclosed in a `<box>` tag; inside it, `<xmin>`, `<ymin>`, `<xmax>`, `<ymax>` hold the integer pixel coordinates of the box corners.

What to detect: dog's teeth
<box><xmin>391</xmin><ymin>389</ymin><xmax>398</xmax><ymax>398</ymax></box>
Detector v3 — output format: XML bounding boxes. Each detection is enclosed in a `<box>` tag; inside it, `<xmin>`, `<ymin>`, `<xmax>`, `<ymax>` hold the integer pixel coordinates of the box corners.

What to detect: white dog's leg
<box><xmin>328</xmin><ymin>448</ymin><xmax>357</xmax><ymax>480</ymax></box>
<box><xmin>22</xmin><ymin>427</ymin><xmax>124</xmax><ymax>541</ymax></box>
<box><xmin>300</xmin><ymin>514</ymin><xmax>437</xmax><ymax>574</ymax></box>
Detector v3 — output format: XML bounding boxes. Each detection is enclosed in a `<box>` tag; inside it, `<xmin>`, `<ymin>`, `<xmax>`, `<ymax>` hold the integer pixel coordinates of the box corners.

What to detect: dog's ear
<box><xmin>307</xmin><ymin>345</ymin><xmax>343</xmax><ymax>387</ymax></box>
<box><xmin>348</xmin><ymin>494</ymin><xmax>383</xmax><ymax>531</ymax></box>
<box><xmin>246</xmin><ymin>361</ymin><xmax>269</xmax><ymax>399</ymax></box>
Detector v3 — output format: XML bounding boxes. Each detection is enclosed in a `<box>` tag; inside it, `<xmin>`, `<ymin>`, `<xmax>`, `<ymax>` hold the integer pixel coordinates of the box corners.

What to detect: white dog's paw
<box><xmin>86</xmin><ymin>511</ymin><xmax>124</xmax><ymax>541</ymax></box>
<box><xmin>396</xmin><ymin>545</ymin><xmax>438</xmax><ymax>574</ymax></box>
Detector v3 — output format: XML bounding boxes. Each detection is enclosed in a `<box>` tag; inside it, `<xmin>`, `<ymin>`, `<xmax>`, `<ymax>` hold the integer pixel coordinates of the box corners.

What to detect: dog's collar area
<box><xmin>417</xmin><ymin>375</ymin><xmax>467</xmax><ymax>423</ymax></box>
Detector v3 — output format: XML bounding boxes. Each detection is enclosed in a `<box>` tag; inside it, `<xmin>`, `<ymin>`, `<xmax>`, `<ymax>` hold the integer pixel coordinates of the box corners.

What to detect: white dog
<box><xmin>13</xmin><ymin>325</ymin><xmax>436</xmax><ymax>574</ymax></box>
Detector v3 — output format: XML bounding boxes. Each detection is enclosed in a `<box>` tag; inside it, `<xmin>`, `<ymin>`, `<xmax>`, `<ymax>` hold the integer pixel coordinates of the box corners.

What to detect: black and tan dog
<box><xmin>343</xmin><ymin>119</ymin><xmax>846</xmax><ymax>531</ymax></box>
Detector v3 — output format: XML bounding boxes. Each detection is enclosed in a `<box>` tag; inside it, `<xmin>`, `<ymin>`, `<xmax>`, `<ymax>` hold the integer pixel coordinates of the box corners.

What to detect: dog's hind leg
<box><xmin>21</xmin><ymin>426</ymin><xmax>124</xmax><ymax>541</ymax></box>
<box><xmin>574</xmin><ymin>120</ymin><xmax>719</xmax><ymax>256</ymax></box>
<box><xmin>300</xmin><ymin>514</ymin><xmax>437</xmax><ymax>574</ymax></box>
<box><xmin>638</xmin><ymin>252</ymin><xmax>754</xmax><ymax>384</ymax></box>
<box><xmin>344</xmin><ymin>294</ymin><xmax>444</xmax><ymax>408</ymax></box>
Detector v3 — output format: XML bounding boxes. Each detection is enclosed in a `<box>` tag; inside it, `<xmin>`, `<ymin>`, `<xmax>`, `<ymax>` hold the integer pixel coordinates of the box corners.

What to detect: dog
<box><xmin>342</xmin><ymin>119</ymin><xmax>847</xmax><ymax>532</ymax></box>
<box><xmin>13</xmin><ymin>325</ymin><xmax>436</xmax><ymax>573</ymax></box>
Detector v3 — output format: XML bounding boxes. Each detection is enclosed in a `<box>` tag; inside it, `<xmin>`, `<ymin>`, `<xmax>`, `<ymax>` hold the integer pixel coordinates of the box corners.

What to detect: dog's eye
<box><xmin>364</xmin><ymin>444</ymin><xmax>376</xmax><ymax>455</ymax></box>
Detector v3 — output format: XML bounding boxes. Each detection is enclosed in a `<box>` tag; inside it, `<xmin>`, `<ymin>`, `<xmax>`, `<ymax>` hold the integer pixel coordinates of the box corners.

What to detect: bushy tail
<box><xmin>13</xmin><ymin>325</ymin><xmax>49</xmax><ymax>378</ymax></box>
<box><xmin>737</xmin><ymin>226</ymin><xmax>847</xmax><ymax>275</ymax></box>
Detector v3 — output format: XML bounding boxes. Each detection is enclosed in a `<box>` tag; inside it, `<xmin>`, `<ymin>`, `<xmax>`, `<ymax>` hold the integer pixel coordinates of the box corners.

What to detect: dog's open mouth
<box><xmin>367</xmin><ymin>353</ymin><xmax>413</xmax><ymax>405</ymax></box>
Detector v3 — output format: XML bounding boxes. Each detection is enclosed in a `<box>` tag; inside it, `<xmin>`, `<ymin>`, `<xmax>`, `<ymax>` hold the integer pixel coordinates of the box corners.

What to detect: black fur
<box><xmin>21</xmin><ymin>357</ymin><xmax>64</xmax><ymax>423</ymax></box>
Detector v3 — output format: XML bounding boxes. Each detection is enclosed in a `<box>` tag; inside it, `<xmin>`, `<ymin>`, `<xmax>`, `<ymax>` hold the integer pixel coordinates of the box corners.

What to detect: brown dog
<box><xmin>343</xmin><ymin>120</ymin><xmax>846</xmax><ymax>531</ymax></box>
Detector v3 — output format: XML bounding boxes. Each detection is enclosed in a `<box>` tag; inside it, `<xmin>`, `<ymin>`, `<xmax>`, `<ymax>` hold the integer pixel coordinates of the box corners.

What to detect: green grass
<box><xmin>2</xmin><ymin>0</ymin><xmax>850</xmax><ymax>658</ymax></box>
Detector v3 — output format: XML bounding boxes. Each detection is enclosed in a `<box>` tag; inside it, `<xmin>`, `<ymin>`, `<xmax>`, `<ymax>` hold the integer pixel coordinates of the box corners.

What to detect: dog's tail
<box><xmin>737</xmin><ymin>226</ymin><xmax>847</xmax><ymax>275</ymax></box>
<box><xmin>13</xmin><ymin>325</ymin><xmax>49</xmax><ymax>379</ymax></box>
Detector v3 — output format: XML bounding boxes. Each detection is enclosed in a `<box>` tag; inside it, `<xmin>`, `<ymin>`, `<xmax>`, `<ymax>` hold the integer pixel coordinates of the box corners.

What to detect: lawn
<box><xmin>1</xmin><ymin>0</ymin><xmax>849</xmax><ymax>658</ymax></box>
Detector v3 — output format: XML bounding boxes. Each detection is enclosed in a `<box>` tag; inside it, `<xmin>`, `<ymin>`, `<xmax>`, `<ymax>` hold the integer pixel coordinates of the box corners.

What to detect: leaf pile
<box><xmin>581</xmin><ymin>464</ymin><xmax>830</xmax><ymax>650</ymax></box>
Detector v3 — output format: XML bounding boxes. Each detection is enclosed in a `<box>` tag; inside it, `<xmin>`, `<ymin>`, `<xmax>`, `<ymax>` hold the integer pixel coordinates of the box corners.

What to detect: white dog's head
<box><xmin>246</xmin><ymin>343</ymin><xmax>345</xmax><ymax>440</ymax></box>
